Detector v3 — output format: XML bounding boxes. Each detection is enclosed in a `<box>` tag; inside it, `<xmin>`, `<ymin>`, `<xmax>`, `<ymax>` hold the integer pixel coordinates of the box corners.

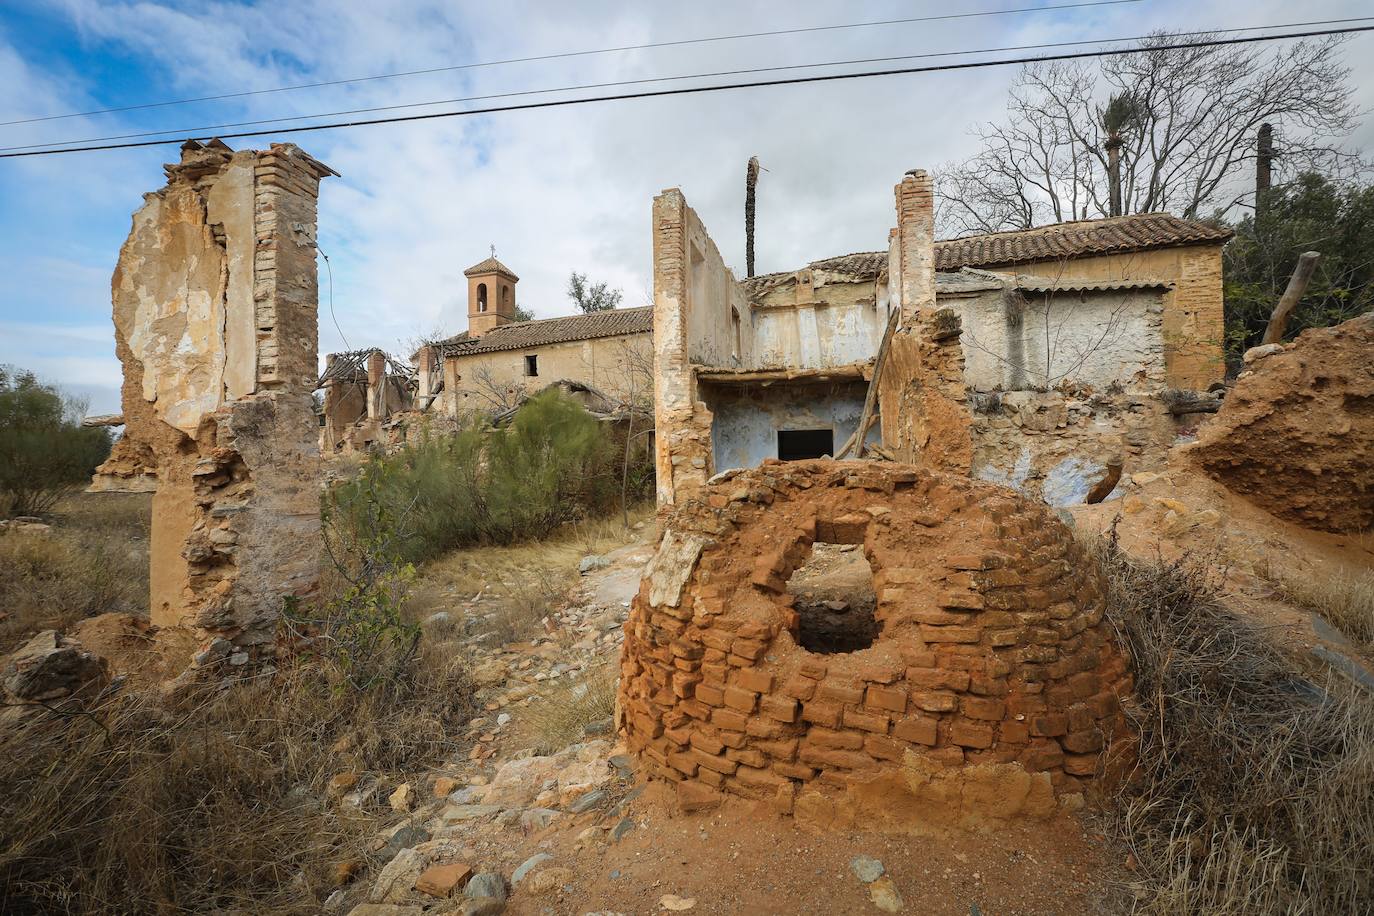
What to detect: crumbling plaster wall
<box><xmin>703</xmin><ymin>381</ymin><xmax>879</xmax><ymax>471</ymax></box>
<box><xmin>749</xmin><ymin>270</ymin><xmax>887</xmax><ymax>370</ymax></box>
<box><xmin>954</xmin><ymin>286</ymin><xmax>1167</xmax><ymax>392</ymax></box>
<box><xmin>442</xmin><ymin>332</ymin><xmax>651</xmax><ymax>415</ymax></box>
<box><xmin>654</xmin><ymin>190</ymin><xmax>736</xmax><ymax>506</ymax></box>
<box><xmin>998</xmin><ymin>246</ymin><xmax>1225</xmax><ymax>390</ymax></box>
<box><xmin>93</xmin><ymin>141</ymin><xmax>333</xmax><ymax>659</ymax></box>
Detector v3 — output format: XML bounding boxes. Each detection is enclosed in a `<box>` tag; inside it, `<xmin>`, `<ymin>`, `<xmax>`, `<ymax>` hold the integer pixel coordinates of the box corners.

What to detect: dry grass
<box><xmin>407</xmin><ymin>502</ymin><xmax>653</xmax><ymax>645</ymax></box>
<box><xmin>1279</xmin><ymin>566</ymin><xmax>1374</xmax><ymax>656</ymax></box>
<box><xmin>514</xmin><ymin>661</ymin><xmax>619</xmax><ymax>755</ymax></box>
<box><xmin>0</xmin><ymin>636</ymin><xmax>475</xmax><ymax>915</ymax></box>
<box><xmin>1094</xmin><ymin>535</ymin><xmax>1374</xmax><ymax>915</ymax></box>
<box><xmin>0</xmin><ymin>492</ymin><xmax>149</xmax><ymax>653</ymax></box>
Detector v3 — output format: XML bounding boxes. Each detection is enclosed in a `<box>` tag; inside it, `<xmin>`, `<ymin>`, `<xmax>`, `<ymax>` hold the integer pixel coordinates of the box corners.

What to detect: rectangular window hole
<box><xmin>524</xmin><ymin>354</ymin><xmax>539</xmax><ymax>377</ymax></box>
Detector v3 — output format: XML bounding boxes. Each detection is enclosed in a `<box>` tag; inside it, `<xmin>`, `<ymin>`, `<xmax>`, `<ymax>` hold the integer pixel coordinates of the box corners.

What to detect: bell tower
<box><xmin>465</xmin><ymin>250</ymin><xmax>520</xmax><ymax>338</ymax></box>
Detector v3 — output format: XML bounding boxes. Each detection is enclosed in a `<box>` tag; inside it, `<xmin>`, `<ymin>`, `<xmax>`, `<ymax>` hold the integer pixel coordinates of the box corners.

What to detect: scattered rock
<box><xmin>415</xmin><ymin>862</ymin><xmax>473</xmax><ymax>898</ymax></box>
<box><xmin>611</xmin><ymin>817</ymin><xmax>635</xmax><ymax>842</ymax></box>
<box><xmin>868</xmin><ymin>875</ymin><xmax>905</xmax><ymax>912</ymax></box>
<box><xmin>346</xmin><ymin>905</ymin><xmax>423</xmax><ymax>916</ymax></box>
<box><xmin>327</xmin><ymin>772</ymin><xmax>359</xmax><ymax>798</ymax></box>
<box><xmin>1242</xmin><ymin>342</ymin><xmax>1284</xmax><ymax>364</ymax></box>
<box><xmin>432</xmin><ymin>776</ymin><xmax>461</xmax><ymax>797</ymax></box>
<box><xmin>579</xmin><ymin>554</ymin><xmax>610</xmax><ymax>574</ymax></box>
<box><xmin>519</xmin><ymin>808</ymin><xmax>561</xmax><ymax>832</ymax></box>
<box><xmin>567</xmin><ymin>788</ymin><xmax>608</xmax><ymax>814</ymax></box>
<box><xmin>381</xmin><ymin>825</ymin><xmax>430</xmax><ymax>862</ymax></box>
<box><xmin>524</xmin><ymin>866</ymin><xmax>574</xmax><ymax>894</ymax></box>
<box><xmin>850</xmin><ymin>856</ymin><xmax>885</xmax><ymax>883</ymax></box>
<box><xmin>368</xmin><ymin>847</ymin><xmax>427</xmax><ymax>904</ymax></box>
<box><xmin>659</xmin><ymin>894</ymin><xmax>697</xmax><ymax>911</ymax></box>
<box><xmin>333</xmin><ymin>859</ymin><xmax>363</xmax><ymax>886</ymax></box>
<box><xmin>388</xmin><ymin>783</ymin><xmax>414</xmax><ymax>812</ymax></box>
<box><xmin>2</xmin><ymin>630</ymin><xmax>109</xmax><ymax>701</ymax></box>
<box><xmin>511</xmin><ymin>853</ymin><xmax>552</xmax><ymax>886</ymax></box>
<box><xmin>461</xmin><ymin>898</ymin><xmax>506</xmax><ymax>916</ymax></box>
<box><xmin>465</xmin><ymin>872</ymin><xmax>508</xmax><ymax>902</ymax></box>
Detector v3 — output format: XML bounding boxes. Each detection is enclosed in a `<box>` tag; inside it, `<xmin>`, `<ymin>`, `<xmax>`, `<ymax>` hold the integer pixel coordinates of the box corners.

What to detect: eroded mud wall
<box><xmin>93</xmin><ymin>141</ymin><xmax>334</xmax><ymax>659</ymax></box>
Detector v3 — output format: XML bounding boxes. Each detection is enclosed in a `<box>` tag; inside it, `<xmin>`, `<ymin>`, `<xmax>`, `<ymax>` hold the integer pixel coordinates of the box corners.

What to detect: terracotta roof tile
<box><xmin>463</xmin><ymin>256</ymin><xmax>520</xmax><ymax>280</ymax></box>
<box><xmin>742</xmin><ymin>213</ymin><xmax>1231</xmax><ymax>297</ymax></box>
<box><xmin>439</xmin><ymin>307</ymin><xmax>652</xmax><ymax>356</ymax></box>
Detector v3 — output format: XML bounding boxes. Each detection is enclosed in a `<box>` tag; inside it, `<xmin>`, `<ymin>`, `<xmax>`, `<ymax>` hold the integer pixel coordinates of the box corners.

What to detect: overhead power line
<box><xmin>8</xmin><ymin>17</ymin><xmax>1370</xmax><ymax>154</ymax></box>
<box><xmin>0</xmin><ymin>0</ymin><xmax>1143</xmax><ymax>128</ymax></box>
<box><xmin>3</xmin><ymin>24</ymin><xmax>1371</xmax><ymax>160</ymax></box>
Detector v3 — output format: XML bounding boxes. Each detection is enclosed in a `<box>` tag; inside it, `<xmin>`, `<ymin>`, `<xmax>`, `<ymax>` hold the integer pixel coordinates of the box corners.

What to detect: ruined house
<box><xmin>412</xmin><ymin>255</ymin><xmax>654</xmax><ymax>417</ymax></box>
<box><xmin>317</xmin><ymin>348</ymin><xmax>415</xmax><ymax>454</ymax></box>
<box><xmin>651</xmin><ymin>171</ymin><xmax>1232</xmax><ymax>508</ymax></box>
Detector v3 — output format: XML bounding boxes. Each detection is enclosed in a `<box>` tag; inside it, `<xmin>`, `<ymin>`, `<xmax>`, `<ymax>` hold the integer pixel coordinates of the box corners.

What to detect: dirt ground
<box><xmin>500</xmin><ymin>782</ymin><xmax>1124</xmax><ymax>915</ymax></box>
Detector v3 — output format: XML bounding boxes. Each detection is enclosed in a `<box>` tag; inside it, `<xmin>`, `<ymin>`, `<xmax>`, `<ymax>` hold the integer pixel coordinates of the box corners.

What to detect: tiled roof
<box><xmin>463</xmin><ymin>256</ymin><xmax>520</xmax><ymax>280</ymax></box>
<box><xmin>742</xmin><ymin>213</ymin><xmax>1231</xmax><ymax>297</ymax></box>
<box><xmin>439</xmin><ymin>307</ymin><xmax>653</xmax><ymax>356</ymax></box>
<box><xmin>936</xmin><ymin>213</ymin><xmax>1232</xmax><ymax>270</ymax></box>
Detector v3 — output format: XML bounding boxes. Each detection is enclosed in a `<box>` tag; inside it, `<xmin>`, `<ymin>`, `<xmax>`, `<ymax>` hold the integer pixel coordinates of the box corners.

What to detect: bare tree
<box><xmin>466</xmin><ymin>365</ymin><xmax>522</xmax><ymax>413</ymax></box>
<box><xmin>937</xmin><ymin>33</ymin><xmax>1360</xmax><ymax>235</ymax></box>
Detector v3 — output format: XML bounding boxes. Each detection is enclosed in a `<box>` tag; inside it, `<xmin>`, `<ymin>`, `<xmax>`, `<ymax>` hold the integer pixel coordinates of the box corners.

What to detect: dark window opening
<box><xmin>777</xmin><ymin>428</ymin><xmax>833</xmax><ymax>461</ymax></box>
<box><xmin>786</xmin><ymin>543</ymin><xmax>880</xmax><ymax>654</ymax></box>
<box><xmin>477</xmin><ymin>282</ymin><xmax>488</xmax><ymax>312</ymax></box>
<box><xmin>524</xmin><ymin>354</ymin><xmax>539</xmax><ymax>377</ymax></box>
<box><xmin>731</xmin><ymin>307</ymin><xmax>742</xmax><ymax>359</ymax></box>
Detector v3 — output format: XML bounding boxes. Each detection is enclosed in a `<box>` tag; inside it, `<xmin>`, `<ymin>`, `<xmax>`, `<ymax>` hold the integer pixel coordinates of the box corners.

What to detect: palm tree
<box><xmin>1100</xmin><ymin>92</ymin><xmax>1144</xmax><ymax>217</ymax></box>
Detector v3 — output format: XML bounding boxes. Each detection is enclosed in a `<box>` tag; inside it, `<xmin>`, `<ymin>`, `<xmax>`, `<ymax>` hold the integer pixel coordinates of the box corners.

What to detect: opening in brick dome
<box><xmin>785</xmin><ymin>542</ymin><xmax>880</xmax><ymax>654</ymax></box>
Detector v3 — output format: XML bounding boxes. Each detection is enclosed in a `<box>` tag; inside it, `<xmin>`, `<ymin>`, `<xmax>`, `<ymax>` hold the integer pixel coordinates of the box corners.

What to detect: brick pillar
<box><xmin>878</xmin><ymin>170</ymin><xmax>972</xmax><ymax>473</ymax></box>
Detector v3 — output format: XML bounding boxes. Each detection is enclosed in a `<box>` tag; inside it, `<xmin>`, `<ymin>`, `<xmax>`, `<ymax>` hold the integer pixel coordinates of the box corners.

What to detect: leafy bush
<box><xmin>1096</xmin><ymin>536</ymin><xmax>1374</xmax><ymax>914</ymax></box>
<box><xmin>0</xmin><ymin>367</ymin><xmax>112</xmax><ymax>517</ymax></box>
<box><xmin>330</xmin><ymin>390</ymin><xmax>650</xmax><ymax>563</ymax></box>
<box><xmin>1223</xmin><ymin>171</ymin><xmax>1374</xmax><ymax>364</ymax></box>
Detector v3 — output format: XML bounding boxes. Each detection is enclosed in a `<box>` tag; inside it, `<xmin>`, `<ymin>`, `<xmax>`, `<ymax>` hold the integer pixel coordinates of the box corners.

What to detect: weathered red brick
<box><xmin>949</xmin><ymin>718</ymin><xmax>994</xmax><ymax>749</ymax></box>
<box><xmin>893</xmin><ymin>715</ymin><xmax>938</xmax><ymax>746</ymax></box>
<box><xmin>760</xmin><ymin>694</ymin><xmax>799</xmax><ymax>723</ymax></box>
<box><xmin>843</xmin><ymin>707</ymin><xmax>891</xmax><ymax>734</ymax></box>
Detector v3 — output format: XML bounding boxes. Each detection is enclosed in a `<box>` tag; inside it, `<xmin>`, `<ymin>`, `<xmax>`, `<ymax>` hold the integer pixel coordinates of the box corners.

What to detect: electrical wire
<box><xmin>0</xmin><ymin>0</ymin><xmax>1145</xmax><ymax>128</ymax></box>
<box><xmin>7</xmin><ymin>17</ymin><xmax>1370</xmax><ymax>154</ymax></box>
<box><xmin>3</xmin><ymin>24</ymin><xmax>1371</xmax><ymax>160</ymax></box>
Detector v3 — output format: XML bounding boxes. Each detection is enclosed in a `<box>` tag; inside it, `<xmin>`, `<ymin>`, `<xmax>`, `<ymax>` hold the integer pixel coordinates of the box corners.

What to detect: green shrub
<box><xmin>0</xmin><ymin>367</ymin><xmax>111</xmax><ymax>517</ymax></box>
<box><xmin>329</xmin><ymin>390</ymin><xmax>651</xmax><ymax>563</ymax></box>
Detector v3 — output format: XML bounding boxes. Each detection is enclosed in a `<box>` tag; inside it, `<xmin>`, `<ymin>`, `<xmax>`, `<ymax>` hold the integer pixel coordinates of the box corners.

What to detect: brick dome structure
<box><xmin>619</xmin><ymin>461</ymin><xmax>1133</xmax><ymax>829</ymax></box>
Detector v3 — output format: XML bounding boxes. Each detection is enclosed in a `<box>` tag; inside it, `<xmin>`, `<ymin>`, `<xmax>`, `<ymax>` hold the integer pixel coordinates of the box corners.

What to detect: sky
<box><xmin>1</xmin><ymin>0</ymin><xmax>1372</xmax><ymax>415</ymax></box>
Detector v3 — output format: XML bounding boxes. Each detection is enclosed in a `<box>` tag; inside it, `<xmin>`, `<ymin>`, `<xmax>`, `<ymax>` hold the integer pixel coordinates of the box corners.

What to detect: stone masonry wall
<box><xmin>93</xmin><ymin>141</ymin><xmax>334</xmax><ymax>661</ymax></box>
<box><xmin>619</xmin><ymin>461</ymin><xmax>1133</xmax><ymax>829</ymax></box>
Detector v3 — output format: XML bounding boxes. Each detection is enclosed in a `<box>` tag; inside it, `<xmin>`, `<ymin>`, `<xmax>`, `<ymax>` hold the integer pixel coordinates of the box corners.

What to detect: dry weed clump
<box><xmin>515</xmin><ymin>661</ymin><xmax>618</xmax><ymax>755</ymax></box>
<box><xmin>1280</xmin><ymin>567</ymin><xmax>1374</xmax><ymax>656</ymax></box>
<box><xmin>0</xmin><ymin>493</ymin><xmax>149</xmax><ymax>653</ymax></box>
<box><xmin>0</xmin><ymin>638</ymin><xmax>475</xmax><ymax>915</ymax></box>
<box><xmin>1095</xmin><ymin>535</ymin><xmax>1374</xmax><ymax>915</ymax></box>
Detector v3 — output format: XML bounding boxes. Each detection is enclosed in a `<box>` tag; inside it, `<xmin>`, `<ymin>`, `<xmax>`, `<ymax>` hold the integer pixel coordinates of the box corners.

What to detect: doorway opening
<box><xmin>777</xmin><ymin>428</ymin><xmax>833</xmax><ymax>461</ymax></box>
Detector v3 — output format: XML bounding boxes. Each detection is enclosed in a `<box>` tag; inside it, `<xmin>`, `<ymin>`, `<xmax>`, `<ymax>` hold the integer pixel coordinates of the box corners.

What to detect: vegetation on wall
<box><xmin>0</xmin><ymin>366</ymin><xmax>112</xmax><ymax>517</ymax></box>
<box><xmin>1222</xmin><ymin>171</ymin><xmax>1374</xmax><ymax>362</ymax></box>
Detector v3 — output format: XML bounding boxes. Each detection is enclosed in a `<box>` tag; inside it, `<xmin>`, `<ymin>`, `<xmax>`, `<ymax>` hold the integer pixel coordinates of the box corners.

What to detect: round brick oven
<box><xmin>619</xmin><ymin>460</ymin><xmax>1133</xmax><ymax>829</ymax></box>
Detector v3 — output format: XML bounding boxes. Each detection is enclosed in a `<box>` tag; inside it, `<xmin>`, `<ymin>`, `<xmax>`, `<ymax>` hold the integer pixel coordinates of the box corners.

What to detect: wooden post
<box><xmin>1261</xmin><ymin>251</ymin><xmax>1321</xmax><ymax>345</ymax></box>
<box><xmin>835</xmin><ymin>309</ymin><xmax>899</xmax><ymax>459</ymax></box>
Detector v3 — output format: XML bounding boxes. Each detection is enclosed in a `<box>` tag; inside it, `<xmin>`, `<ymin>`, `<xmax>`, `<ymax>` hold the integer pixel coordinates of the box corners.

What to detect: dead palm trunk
<box><xmin>1105</xmin><ymin>136</ymin><xmax>1123</xmax><ymax>217</ymax></box>
<box><xmin>745</xmin><ymin>156</ymin><xmax>760</xmax><ymax>278</ymax></box>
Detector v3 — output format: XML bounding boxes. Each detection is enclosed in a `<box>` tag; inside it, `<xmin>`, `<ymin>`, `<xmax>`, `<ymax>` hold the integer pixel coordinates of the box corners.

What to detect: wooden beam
<box><xmin>835</xmin><ymin>309</ymin><xmax>899</xmax><ymax>459</ymax></box>
<box><xmin>694</xmin><ymin>362</ymin><xmax>869</xmax><ymax>384</ymax></box>
<box><xmin>1261</xmin><ymin>251</ymin><xmax>1321</xmax><ymax>345</ymax></box>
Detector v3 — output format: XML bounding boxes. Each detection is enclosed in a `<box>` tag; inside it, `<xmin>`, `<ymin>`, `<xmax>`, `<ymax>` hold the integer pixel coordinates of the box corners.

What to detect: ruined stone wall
<box><xmin>653</xmin><ymin>190</ymin><xmax>723</xmax><ymax>506</ymax></box>
<box><xmin>93</xmin><ymin>141</ymin><xmax>333</xmax><ymax>659</ymax></box>
<box><xmin>877</xmin><ymin>172</ymin><xmax>973</xmax><ymax>473</ymax></box>
<box><xmin>618</xmin><ymin>462</ymin><xmax>1133</xmax><ymax>828</ymax></box>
